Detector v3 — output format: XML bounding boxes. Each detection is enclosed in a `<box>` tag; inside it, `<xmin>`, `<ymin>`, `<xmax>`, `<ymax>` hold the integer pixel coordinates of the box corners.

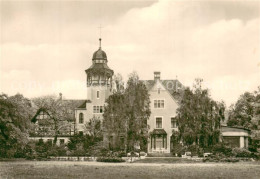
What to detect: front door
<box><xmin>156</xmin><ymin>136</ymin><xmax>163</xmax><ymax>149</ymax></box>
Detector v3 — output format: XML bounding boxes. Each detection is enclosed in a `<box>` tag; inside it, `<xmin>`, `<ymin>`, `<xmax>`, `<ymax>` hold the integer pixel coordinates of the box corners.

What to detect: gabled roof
<box><xmin>62</xmin><ymin>99</ymin><xmax>87</xmax><ymax>109</ymax></box>
<box><xmin>31</xmin><ymin>99</ymin><xmax>87</xmax><ymax>122</ymax></box>
<box><xmin>141</xmin><ymin>79</ymin><xmax>184</xmax><ymax>102</ymax></box>
<box><xmin>31</xmin><ymin>108</ymin><xmax>50</xmax><ymax>123</ymax></box>
<box><xmin>76</xmin><ymin>100</ymin><xmax>92</xmax><ymax>109</ymax></box>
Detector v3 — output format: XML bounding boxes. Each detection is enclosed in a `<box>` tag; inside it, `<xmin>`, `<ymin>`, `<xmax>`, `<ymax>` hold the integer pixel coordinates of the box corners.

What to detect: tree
<box><xmin>84</xmin><ymin>117</ymin><xmax>102</xmax><ymax>141</ymax></box>
<box><xmin>177</xmin><ymin>79</ymin><xmax>225</xmax><ymax>148</ymax></box>
<box><xmin>0</xmin><ymin>93</ymin><xmax>34</xmax><ymax>158</ymax></box>
<box><xmin>227</xmin><ymin>92</ymin><xmax>255</xmax><ymax>129</ymax></box>
<box><xmin>103</xmin><ymin>72</ymin><xmax>151</xmax><ymax>152</ymax></box>
<box><xmin>32</xmin><ymin>95</ymin><xmax>74</xmax><ymax>144</ymax></box>
<box><xmin>255</xmin><ymin>87</ymin><xmax>260</xmax><ymax>116</ymax></box>
<box><xmin>113</xmin><ymin>73</ymin><xmax>125</xmax><ymax>93</ymax></box>
<box><xmin>103</xmin><ymin>92</ymin><xmax>127</xmax><ymax>150</ymax></box>
<box><xmin>67</xmin><ymin>117</ymin><xmax>103</xmax><ymax>156</ymax></box>
<box><xmin>124</xmin><ymin>72</ymin><xmax>151</xmax><ymax>151</ymax></box>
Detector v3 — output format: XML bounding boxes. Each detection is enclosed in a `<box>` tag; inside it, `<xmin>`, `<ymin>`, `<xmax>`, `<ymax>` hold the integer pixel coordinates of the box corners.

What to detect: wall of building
<box><xmin>87</xmin><ymin>85</ymin><xmax>111</xmax><ymax>103</ymax></box>
<box><xmin>76</xmin><ymin>85</ymin><xmax>111</xmax><ymax>134</ymax></box>
<box><xmin>147</xmin><ymin>80</ymin><xmax>179</xmax><ymax>153</ymax></box>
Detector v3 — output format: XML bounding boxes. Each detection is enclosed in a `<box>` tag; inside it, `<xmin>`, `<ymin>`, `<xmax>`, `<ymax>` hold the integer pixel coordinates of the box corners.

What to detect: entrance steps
<box><xmin>147</xmin><ymin>153</ymin><xmax>174</xmax><ymax>157</ymax></box>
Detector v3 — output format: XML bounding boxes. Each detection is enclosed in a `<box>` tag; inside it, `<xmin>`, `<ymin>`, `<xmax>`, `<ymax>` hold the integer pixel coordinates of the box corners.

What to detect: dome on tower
<box><xmin>92</xmin><ymin>38</ymin><xmax>107</xmax><ymax>60</ymax></box>
<box><xmin>85</xmin><ymin>38</ymin><xmax>114</xmax><ymax>79</ymax></box>
<box><xmin>92</xmin><ymin>48</ymin><xmax>107</xmax><ymax>60</ymax></box>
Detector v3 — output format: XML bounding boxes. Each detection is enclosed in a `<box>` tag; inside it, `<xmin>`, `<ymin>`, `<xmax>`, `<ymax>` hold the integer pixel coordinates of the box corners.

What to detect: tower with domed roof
<box><xmin>74</xmin><ymin>38</ymin><xmax>114</xmax><ymax>134</ymax></box>
<box><xmin>85</xmin><ymin>38</ymin><xmax>114</xmax><ymax>103</ymax></box>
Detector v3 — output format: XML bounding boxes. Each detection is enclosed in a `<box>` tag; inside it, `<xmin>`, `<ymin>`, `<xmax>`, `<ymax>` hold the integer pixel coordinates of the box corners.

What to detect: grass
<box><xmin>1</xmin><ymin>160</ymin><xmax>260</xmax><ymax>179</ymax></box>
<box><xmin>134</xmin><ymin>157</ymin><xmax>200</xmax><ymax>163</ymax></box>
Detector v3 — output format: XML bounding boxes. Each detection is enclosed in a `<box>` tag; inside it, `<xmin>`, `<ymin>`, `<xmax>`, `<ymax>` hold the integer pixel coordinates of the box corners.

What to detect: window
<box><xmin>36</xmin><ymin>111</ymin><xmax>49</xmax><ymax>120</ymax></box>
<box><xmin>79</xmin><ymin>131</ymin><xmax>83</xmax><ymax>136</ymax></box>
<box><xmin>60</xmin><ymin>139</ymin><xmax>65</xmax><ymax>145</ymax></box>
<box><xmin>156</xmin><ymin>117</ymin><xmax>162</xmax><ymax>128</ymax></box>
<box><xmin>154</xmin><ymin>100</ymin><xmax>164</xmax><ymax>108</ymax></box>
<box><xmin>158</xmin><ymin>88</ymin><xmax>160</xmax><ymax>94</ymax></box>
<box><xmin>93</xmin><ymin>106</ymin><xmax>104</xmax><ymax>113</ymax></box>
<box><xmin>97</xmin><ymin>91</ymin><xmax>100</xmax><ymax>98</ymax></box>
<box><xmin>79</xmin><ymin>113</ymin><xmax>84</xmax><ymax>124</ymax></box>
<box><xmin>171</xmin><ymin>118</ymin><xmax>177</xmax><ymax>128</ymax></box>
<box><xmin>47</xmin><ymin>139</ymin><xmax>52</xmax><ymax>144</ymax></box>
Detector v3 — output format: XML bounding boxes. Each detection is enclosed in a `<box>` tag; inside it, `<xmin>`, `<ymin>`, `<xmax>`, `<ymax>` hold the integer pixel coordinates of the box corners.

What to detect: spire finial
<box><xmin>98</xmin><ymin>24</ymin><xmax>103</xmax><ymax>49</ymax></box>
<box><xmin>99</xmin><ymin>38</ymin><xmax>102</xmax><ymax>48</ymax></box>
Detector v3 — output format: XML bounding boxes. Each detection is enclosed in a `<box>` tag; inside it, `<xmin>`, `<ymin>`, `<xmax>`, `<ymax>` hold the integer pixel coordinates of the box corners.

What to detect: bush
<box><xmin>203</xmin><ymin>154</ymin><xmax>239</xmax><ymax>163</ymax></box>
<box><xmin>232</xmin><ymin>148</ymin><xmax>252</xmax><ymax>158</ymax></box>
<box><xmin>87</xmin><ymin>142</ymin><xmax>110</xmax><ymax>157</ymax></box>
<box><xmin>212</xmin><ymin>143</ymin><xmax>232</xmax><ymax>157</ymax></box>
<box><xmin>114</xmin><ymin>151</ymin><xmax>127</xmax><ymax>158</ymax></box>
<box><xmin>129</xmin><ymin>151</ymin><xmax>139</xmax><ymax>157</ymax></box>
<box><xmin>96</xmin><ymin>157</ymin><xmax>125</xmax><ymax>163</ymax></box>
<box><xmin>171</xmin><ymin>143</ymin><xmax>184</xmax><ymax>156</ymax></box>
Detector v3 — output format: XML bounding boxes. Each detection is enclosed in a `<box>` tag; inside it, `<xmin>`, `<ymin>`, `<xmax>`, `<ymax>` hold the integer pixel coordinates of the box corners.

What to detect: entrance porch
<box><xmin>149</xmin><ymin>129</ymin><xmax>168</xmax><ymax>153</ymax></box>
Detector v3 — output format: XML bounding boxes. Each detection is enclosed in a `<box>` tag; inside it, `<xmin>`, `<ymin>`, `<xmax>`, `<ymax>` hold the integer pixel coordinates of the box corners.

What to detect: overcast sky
<box><xmin>1</xmin><ymin>0</ymin><xmax>260</xmax><ymax>106</ymax></box>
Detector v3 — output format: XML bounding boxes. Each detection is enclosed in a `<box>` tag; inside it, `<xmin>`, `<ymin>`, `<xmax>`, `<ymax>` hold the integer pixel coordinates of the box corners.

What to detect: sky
<box><xmin>0</xmin><ymin>0</ymin><xmax>260</xmax><ymax>106</ymax></box>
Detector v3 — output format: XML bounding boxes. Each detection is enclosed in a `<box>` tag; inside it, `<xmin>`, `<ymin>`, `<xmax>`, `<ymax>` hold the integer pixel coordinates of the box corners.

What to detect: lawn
<box><xmin>134</xmin><ymin>157</ymin><xmax>201</xmax><ymax>163</ymax></box>
<box><xmin>1</xmin><ymin>160</ymin><xmax>260</xmax><ymax>179</ymax></box>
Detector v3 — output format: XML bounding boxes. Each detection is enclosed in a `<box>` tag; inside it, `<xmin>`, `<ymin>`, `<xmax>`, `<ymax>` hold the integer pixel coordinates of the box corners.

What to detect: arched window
<box><xmin>79</xmin><ymin>113</ymin><xmax>84</xmax><ymax>124</ymax></box>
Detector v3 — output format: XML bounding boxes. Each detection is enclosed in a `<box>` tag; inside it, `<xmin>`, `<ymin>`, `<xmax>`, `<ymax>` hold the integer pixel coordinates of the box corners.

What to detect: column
<box><xmin>240</xmin><ymin>136</ymin><xmax>245</xmax><ymax>148</ymax></box>
<box><xmin>162</xmin><ymin>135</ymin><xmax>164</xmax><ymax>148</ymax></box>
<box><xmin>165</xmin><ymin>135</ymin><xmax>167</xmax><ymax>149</ymax></box>
<box><xmin>154</xmin><ymin>136</ymin><xmax>156</xmax><ymax>149</ymax></box>
<box><xmin>150</xmin><ymin>136</ymin><xmax>153</xmax><ymax>149</ymax></box>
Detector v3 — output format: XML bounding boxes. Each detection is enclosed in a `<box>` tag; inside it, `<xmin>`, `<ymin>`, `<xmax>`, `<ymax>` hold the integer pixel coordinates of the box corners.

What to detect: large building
<box><xmin>73</xmin><ymin>39</ymin><xmax>184</xmax><ymax>154</ymax></box>
<box><xmin>30</xmin><ymin>39</ymin><xmax>250</xmax><ymax>152</ymax></box>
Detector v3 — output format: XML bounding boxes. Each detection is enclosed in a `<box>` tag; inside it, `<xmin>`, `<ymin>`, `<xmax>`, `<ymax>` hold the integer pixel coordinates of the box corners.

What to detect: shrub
<box><xmin>212</xmin><ymin>143</ymin><xmax>232</xmax><ymax>157</ymax></box>
<box><xmin>203</xmin><ymin>154</ymin><xmax>239</xmax><ymax>163</ymax></box>
<box><xmin>232</xmin><ymin>148</ymin><xmax>252</xmax><ymax>158</ymax></box>
<box><xmin>96</xmin><ymin>157</ymin><xmax>125</xmax><ymax>163</ymax></box>
<box><xmin>87</xmin><ymin>142</ymin><xmax>110</xmax><ymax>157</ymax></box>
<box><xmin>129</xmin><ymin>151</ymin><xmax>139</xmax><ymax>157</ymax></box>
<box><xmin>115</xmin><ymin>151</ymin><xmax>127</xmax><ymax>158</ymax></box>
<box><xmin>171</xmin><ymin>143</ymin><xmax>184</xmax><ymax>156</ymax></box>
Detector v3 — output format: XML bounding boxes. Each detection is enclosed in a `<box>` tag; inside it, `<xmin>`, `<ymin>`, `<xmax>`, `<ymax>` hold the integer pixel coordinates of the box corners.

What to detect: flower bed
<box><xmin>96</xmin><ymin>157</ymin><xmax>125</xmax><ymax>163</ymax></box>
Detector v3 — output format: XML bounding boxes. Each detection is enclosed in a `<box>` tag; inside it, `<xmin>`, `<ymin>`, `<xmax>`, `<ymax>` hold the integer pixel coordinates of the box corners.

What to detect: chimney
<box><xmin>59</xmin><ymin>93</ymin><xmax>62</xmax><ymax>100</ymax></box>
<box><xmin>154</xmin><ymin>71</ymin><xmax>161</xmax><ymax>81</ymax></box>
